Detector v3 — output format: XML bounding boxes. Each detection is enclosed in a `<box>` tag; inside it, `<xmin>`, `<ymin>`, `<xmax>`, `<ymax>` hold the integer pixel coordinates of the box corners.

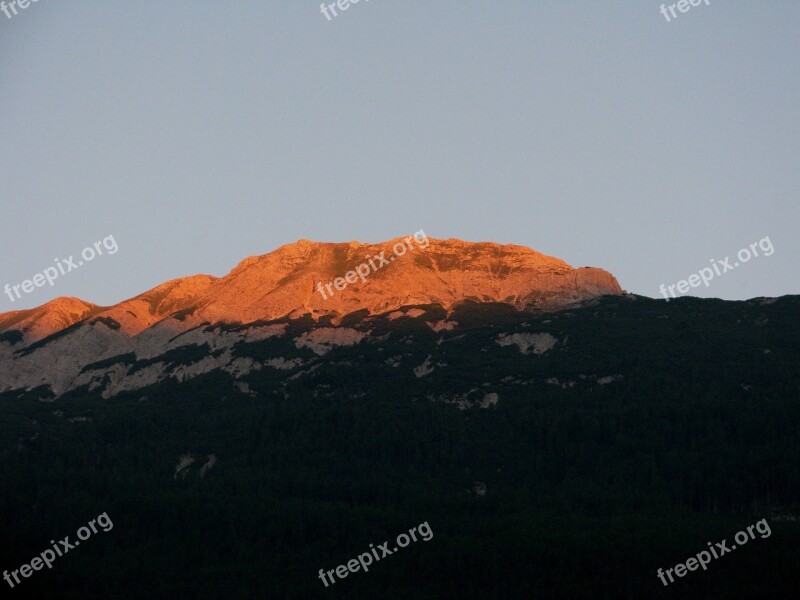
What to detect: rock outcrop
<box><xmin>0</xmin><ymin>237</ymin><xmax>623</xmax><ymax>398</ymax></box>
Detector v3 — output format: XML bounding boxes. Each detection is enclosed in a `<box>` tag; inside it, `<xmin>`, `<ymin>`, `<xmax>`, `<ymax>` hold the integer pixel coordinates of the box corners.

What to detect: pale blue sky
<box><xmin>1</xmin><ymin>1</ymin><xmax>798</xmax><ymax>310</ymax></box>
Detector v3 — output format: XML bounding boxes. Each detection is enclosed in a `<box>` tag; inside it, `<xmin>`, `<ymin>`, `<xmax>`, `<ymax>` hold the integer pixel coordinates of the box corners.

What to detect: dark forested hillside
<box><xmin>1</xmin><ymin>294</ymin><xmax>799</xmax><ymax>598</ymax></box>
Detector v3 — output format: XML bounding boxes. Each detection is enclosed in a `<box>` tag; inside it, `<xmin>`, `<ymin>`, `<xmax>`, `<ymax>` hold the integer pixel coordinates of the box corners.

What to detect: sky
<box><xmin>1</xmin><ymin>0</ymin><xmax>798</xmax><ymax>310</ymax></box>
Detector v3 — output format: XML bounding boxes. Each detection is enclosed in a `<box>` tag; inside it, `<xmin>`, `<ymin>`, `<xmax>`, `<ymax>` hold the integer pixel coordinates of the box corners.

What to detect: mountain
<box><xmin>7</xmin><ymin>237</ymin><xmax>799</xmax><ymax>597</ymax></box>
<box><xmin>1</xmin><ymin>237</ymin><xmax>622</xmax><ymax>343</ymax></box>
<box><xmin>0</xmin><ymin>237</ymin><xmax>622</xmax><ymax>399</ymax></box>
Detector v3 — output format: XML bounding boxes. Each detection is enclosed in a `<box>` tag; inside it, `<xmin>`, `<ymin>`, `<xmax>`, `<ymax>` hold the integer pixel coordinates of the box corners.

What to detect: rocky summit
<box><xmin>0</xmin><ymin>238</ymin><xmax>622</xmax><ymax>400</ymax></box>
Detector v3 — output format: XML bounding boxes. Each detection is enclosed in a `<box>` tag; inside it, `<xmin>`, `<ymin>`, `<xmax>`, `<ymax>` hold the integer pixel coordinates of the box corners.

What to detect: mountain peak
<box><xmin>0</xmin><ymin>296</ymin><xmax>100</xmax><ymax>341</ymax></box>
<box><xmin>0</xmin><ymin>237</ymin><xmax>622</xmax><ymax>342</ymax></box>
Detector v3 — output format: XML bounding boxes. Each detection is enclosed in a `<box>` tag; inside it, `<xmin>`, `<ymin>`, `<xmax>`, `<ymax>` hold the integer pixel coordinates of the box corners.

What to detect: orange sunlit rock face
<box><xmin>0</xmin><ymin>297</ymin><xmax>100</xmax><ymax>341</ymax></box>
<box><xmin>0</xmin><ymin>238</ymin><xmax>623</xmax><ymax>343</ymax></box>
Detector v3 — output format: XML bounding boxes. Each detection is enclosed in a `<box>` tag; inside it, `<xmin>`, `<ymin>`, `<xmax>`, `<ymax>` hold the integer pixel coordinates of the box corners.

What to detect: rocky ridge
<box><xmin>0</xmin><ymin>237</ymin><xmax>623</xmax><ymax>399</ymax></box>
